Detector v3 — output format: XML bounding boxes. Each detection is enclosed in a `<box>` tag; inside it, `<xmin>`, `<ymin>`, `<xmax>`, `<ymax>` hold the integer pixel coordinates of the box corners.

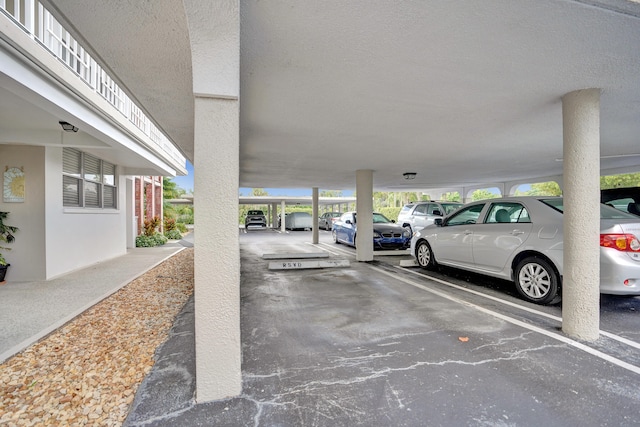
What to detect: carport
<box><xmin>239</xmin><ymin>195</ymin><xmax>356</xmax><ymax>232</ymax></box>
<box><xmin>45</xmin><ymin>0</ymin><xmax>640</xmax><ymax>402</ymax></box>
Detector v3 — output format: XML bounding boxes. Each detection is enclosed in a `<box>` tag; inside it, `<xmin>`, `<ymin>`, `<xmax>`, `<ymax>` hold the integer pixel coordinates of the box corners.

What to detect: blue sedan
<box><xmin>332</xmin><ymin>212</ymin><xmax>411</xmax><ymax>250</ymax></box>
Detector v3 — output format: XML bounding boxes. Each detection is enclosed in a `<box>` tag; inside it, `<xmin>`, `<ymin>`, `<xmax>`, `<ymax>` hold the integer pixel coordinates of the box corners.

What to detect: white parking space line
<box><xmin>368</xmin><ymin>265</ymin><xmax>640</xmax><ymax>376</ymax></box>
<box><xmin>315</xmin><ymin>242</ymin><xmax>357</xmax><ymax>257</ymax></box>
<box><xmin>399</xmin><ymin>266</ymin><xmax>640</xmax><ymax>351</ymax></box>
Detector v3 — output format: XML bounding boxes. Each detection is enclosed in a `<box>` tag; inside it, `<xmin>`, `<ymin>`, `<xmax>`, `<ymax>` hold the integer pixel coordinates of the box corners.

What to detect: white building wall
<box><xmin>0</xmin><ymin>145</ymin><xmax>46</xmax><ymax>281</ymax></box>
<box><xmin>0</xmin><ymin>144</ymin><xmax>129</xmax><ymax>281</ymax></box>
<box><xmin>44</xmin><ymin>146</ymin><xmax>127</xmax><ymax>279</ymax></box>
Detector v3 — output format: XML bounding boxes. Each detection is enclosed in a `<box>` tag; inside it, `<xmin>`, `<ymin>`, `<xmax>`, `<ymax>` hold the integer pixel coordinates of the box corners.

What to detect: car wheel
<box><xmin>332</xmin><ymin>229</ymin><xmax>339</xmax><ymax>244</ymax></box>
<box><xmin>416</xmin><ymin>240</ymin><xmax>436</xmax><ymax>270</ymax></box>
<box><xmin>514</xmin><ymin>257</ymin><xmax>559</xmax><ymax>305</ymax></box>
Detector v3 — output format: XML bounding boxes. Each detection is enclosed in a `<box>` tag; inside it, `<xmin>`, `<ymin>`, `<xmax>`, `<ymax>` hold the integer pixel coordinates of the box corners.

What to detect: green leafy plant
<box><xmin>164</xmin><ymin>217</ymin><xmax>177</xmax><ymax>232</ymax></box>
<box><xmin>152</xmin><ymin>234</ymin><xmax>168</xmax><ymax>245</ymax></box>
<box><xmin>0</xmin><ymin>211</ymin><xmax>19</xmax><ymax>266</ymax></box>
<box><xmin>164</xmin><ymin>229</ymin><xmax>182</xmax><ymax>240</ymax></box>
<box><xmin>143</xmin><ymin>216</ymin><xmax>162</xmax><ymax>236</ymax></box>
<box><xmin>135</xmin><ymin>233</ymin><xmax>167</xmax><ymax>247</ymax></box>
<box><xmin>135</xmin><ymin>235</ymin><xmax>156</xmax><ymax>247</ymax></box>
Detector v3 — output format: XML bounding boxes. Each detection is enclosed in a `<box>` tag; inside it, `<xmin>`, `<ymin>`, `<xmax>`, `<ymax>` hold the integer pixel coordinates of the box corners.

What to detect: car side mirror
<box><xmin>433</xmin><ymin>209</ymin><xmax>443</xmax><ymax>216</ymax></box>
<box><xmin>434</xmin><ymin>218</ymin><xmax>443</xmax><ymax>226</ymax></box>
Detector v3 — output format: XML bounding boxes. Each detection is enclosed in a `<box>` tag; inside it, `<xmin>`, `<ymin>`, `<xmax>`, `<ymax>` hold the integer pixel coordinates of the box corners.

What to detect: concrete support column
<box><xmin>193</xmin><ymin>97</ymin><xmax>241</xmax><ymax>400</ymax></box>
<box><xmin>272</xmin><ymin>203</ymin><xmax>278</xmax><ymax>228</ymax></box>
<box><xmin>356</xmin><ymin>170</ymin><xmax>374</xmax><ymax>261</ymax></box>
<box><xmin>281</xmin><ymin>200</ymin><xmax>286</xmax><ymax>232</ymax></box>
<box><xmin>184</xmin><ymin>0</ymin><xmax>241</xmax><ymax>402</ymax></box>
<box><xmin>562</xmin><ymin>88</ymin><xmax>601</xmax><ymax>341</ymax></box>
<box><xmin>312</xmin><ymin>188</ymin><xmax>319</xmax><ymax>244</ymax></box>
<box><xmin>125</xmin><ymin>177</ymin><xmax>135</xmax><ymax>248</ymax></box>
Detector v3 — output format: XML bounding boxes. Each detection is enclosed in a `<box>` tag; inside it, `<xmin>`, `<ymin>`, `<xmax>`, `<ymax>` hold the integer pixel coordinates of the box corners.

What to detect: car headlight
<box><xmin>403</xmin><ymin>229</ymin><xmax>411</xmax><ymax>238</ymax></box>
<box><xmin>373</xmin><ymin>231</ymin><xmax>382</xmax><ymax>238</ymax></box>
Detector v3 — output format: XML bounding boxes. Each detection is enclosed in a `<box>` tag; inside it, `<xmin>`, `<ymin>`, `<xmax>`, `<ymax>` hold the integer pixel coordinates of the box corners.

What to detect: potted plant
<box><xmin>0</xmin><ymin>211</ymin><xmax>19</xmax><ymax>282</ymax></box>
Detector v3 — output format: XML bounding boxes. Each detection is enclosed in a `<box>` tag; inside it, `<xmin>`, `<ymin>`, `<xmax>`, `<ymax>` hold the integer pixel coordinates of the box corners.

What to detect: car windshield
<box><xmin>372</xmin><ymin>213</ymin><xmax>392</xmax><ymax>223</ymax></box>
<box><xmin>400</xmin><ymin>205</ymin><xmax>414</xmax><ymax>214</ymax></box>
<box><xmin>540</xmin><ymin>198</ymin><xmax>638</xmax><ymax>220</ymax></box>
<box><xmin>247</xmin><ymin>210</ymin><xmax>263</xmax><ymax>215</ymax></box>
<box><xmin>441</xmin><ymin>203</ymin><xmax>462</xmax><ymax>214</ymax></box>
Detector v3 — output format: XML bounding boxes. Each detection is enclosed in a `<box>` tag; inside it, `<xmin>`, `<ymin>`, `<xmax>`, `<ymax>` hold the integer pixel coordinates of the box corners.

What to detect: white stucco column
<box><xmin>271</xmin><ymin>203</ymin><xmax>278</xmax><ymax>228</ymax></box>
<box><xmin>312</xmin><ymin>187</ymin><xmax>319</xmax><ymax>244</ymax></box>
<box><xmin>281</xmin><ymin>200</ymin><xmax>286</xmax><ymax>232</ymax></box>
<box><xmin>562</xmin><ymin>88</ymin><xmax>601</xmax><ymax>341</ymax></box>
<box><xmin>356</xmin><ymin>170</ymin><xmax>374</xmax><ymax>261</ymax></box>
<box><xmin>185</xmin><ymin>0</ymin><xmax>241</xmax><ymax>401</ymax></box>
<box><xmin>193</xmin><ymin>97</ymin><xmax>241</xmax><ymax>400</ymax></box>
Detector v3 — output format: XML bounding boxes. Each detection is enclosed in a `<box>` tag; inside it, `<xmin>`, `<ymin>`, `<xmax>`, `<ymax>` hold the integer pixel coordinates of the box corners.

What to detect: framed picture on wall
<box><xmin>3</xmin><ymin>166</ymin><xmax>25</xmax><ymax>203</ymax></box>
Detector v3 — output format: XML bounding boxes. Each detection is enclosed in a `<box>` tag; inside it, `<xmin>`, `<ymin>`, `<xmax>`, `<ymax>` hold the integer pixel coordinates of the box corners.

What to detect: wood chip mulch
<box><xmin>0</xmin><ymin>248</ymin><xmax>194</xmax><ymax>427</ymax></box>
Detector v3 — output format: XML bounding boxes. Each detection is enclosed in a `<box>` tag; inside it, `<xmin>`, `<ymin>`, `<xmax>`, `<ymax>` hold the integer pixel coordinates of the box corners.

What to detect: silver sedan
<box><xmin>410</xmin><ymin>196</ymin><xmax>640</xmax><ymax>304</ymax></box>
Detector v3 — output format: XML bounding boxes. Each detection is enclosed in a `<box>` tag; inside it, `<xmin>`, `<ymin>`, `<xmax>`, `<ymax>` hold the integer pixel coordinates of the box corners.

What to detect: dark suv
<box><xmin>245</xmin><ymin>209</ymin><xmax>267</xmax><ymax>228</ymax></box>
<box><xmin>397</xmin><ymin>201</ymin><xmax>462</xmax><ymax>233</ymax></box>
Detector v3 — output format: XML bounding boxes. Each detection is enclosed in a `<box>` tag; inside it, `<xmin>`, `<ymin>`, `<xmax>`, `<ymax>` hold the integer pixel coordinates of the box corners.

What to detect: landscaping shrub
<box><xmin>143</xmin><ymin>216</ymin><xmax>162</xmax><ymax>236</ymax></box>
<box><xmin>164</xmin><ymin>229</ymin><xmax>182</xmax><ymax>240</ymax></box>
<box><xmin>136</xmin><ymin>232</ymin><xmax>167</xmax><ymax>247</ymax></box>
<box><xmin>164</xmin><ymin>217</ymin><xmax>177</xmax><ymax>232</ymax></box>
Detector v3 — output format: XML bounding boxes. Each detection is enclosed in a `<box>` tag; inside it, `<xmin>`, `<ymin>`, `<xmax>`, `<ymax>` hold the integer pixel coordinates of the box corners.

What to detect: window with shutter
<box><xmin>62</xmin><ymin>148</ymin><xmax>117</xmax><ymax>209</ymax></box>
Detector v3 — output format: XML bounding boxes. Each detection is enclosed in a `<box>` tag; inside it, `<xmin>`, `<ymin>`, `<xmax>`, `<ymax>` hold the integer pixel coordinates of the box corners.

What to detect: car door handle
<box><xmin>464</xmin><ymin>230</ymin><xmax>473</xmax><ymax>235</ymax></box>
<box><xmin>510</xmin><ymin>229</ymin><xmax>525</xmax><ymax>235</ymax></box>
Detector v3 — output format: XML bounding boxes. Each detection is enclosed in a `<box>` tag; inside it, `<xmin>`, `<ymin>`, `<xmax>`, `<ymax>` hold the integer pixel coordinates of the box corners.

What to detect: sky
<box><xmin>169</xmin><ymin>162</ymin><xmax>354</xmax><ymax>196</ymax></box>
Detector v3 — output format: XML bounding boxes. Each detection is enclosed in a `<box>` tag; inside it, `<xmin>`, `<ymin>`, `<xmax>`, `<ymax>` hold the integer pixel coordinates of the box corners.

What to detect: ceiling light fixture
<box><xmin>59</xmin><ymin>121</ymin><xmax>78</xmax><ymax>132</ymax></box>
<box><xmin>403</xmin><ymin>172</ymin><xmax>417</xmax><ymax>180</ymax></box>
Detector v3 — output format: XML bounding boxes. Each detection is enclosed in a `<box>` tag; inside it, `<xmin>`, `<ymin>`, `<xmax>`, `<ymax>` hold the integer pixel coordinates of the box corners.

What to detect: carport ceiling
<box><xmin>45</xmin><ymin>0</ymin><xmax>640</xmax><ymax>192</ymax></box>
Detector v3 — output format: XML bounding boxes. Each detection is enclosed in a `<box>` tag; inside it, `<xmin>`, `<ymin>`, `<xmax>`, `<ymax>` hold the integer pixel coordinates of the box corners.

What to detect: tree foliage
<box><xmin>526</xmin><ymin>181</ymin><xmax>562</xmax><ymax>196</ymax></box>
<box><xmin>600</xmin><ymin>172</ymin><xmax>640</xmax><ymax>190</ymax></box>
<box><xmin>470</xmin><ymin>189</ymin><xmax>500</xmax><ymax>201</ymax></box>
<box><xmin>163</xmin><ymin>177</ymin><xmax>184</xmax><ymax>199</ymax></box>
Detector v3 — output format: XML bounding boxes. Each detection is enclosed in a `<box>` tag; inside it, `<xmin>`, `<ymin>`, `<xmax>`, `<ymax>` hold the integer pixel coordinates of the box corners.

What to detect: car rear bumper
<box><xmin>600</xmin><ymin>248</ymin><xmax>640</xmax><ymax>295</ymax></box>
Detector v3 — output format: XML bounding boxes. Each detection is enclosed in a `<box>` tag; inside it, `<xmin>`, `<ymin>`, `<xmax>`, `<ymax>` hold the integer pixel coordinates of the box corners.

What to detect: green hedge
<box><xmin>136</xmin><ymin>233</ymin><xmax>168</xmax><ymax>247</ymax></box>
<box><xmin>164</xmin><ymin>229</ymin><xmax>182</xmax><ymax>240</ymax></box>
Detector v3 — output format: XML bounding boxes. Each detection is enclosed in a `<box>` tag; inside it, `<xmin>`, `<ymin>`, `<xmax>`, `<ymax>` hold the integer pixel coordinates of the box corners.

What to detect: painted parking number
<box><xmin>282</xmin><ymin>262</ymin><xmax>303</xmax><ymax>268</ymax></box>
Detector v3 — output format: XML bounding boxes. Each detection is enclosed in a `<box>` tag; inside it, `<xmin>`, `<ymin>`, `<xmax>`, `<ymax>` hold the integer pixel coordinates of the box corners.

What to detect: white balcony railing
<box><xmin>0</xmin><ymin>0</ymin><xmax>186</xmax><ymax>168</ymax></box>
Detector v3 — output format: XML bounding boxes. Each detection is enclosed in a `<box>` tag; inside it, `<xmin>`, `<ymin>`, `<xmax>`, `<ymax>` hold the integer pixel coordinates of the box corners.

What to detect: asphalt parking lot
<box><xmin>128</xmin><ymin>227</ymin><xmax>640</xmax><ymax>426</ymax></box>
<box><xmin>248</xmin><ymin>226</ymin><xmax>640</xmax><ymax>341</ymax></box>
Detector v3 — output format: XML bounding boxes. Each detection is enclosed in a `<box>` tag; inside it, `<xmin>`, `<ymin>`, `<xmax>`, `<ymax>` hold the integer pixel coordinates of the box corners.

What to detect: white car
<box><xmin>411</xmin><ymin>196</ymin><xmax>640</xmax><ymax>304</ymax></box>
<box><xmin>398</xmin><ymin>201</ymin><xmax>462</xmax><ymax>233</ymax></box>
<box><xmin>284</xmin><ymin>212</ymin><xmax>313</xmax><ymax>230</ymax></box>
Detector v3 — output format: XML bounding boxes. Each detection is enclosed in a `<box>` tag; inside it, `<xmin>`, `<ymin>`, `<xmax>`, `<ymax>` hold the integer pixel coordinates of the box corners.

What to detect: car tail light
<box><xmin>600</xmin><ymin>234</ymin><xmax>640</xmax><ymax>252</ymax></box>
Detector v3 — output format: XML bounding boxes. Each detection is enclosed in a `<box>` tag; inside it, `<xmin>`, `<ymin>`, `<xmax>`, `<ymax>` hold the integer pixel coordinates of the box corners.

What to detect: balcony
<box><xmin>0</xmin><ymin>0</ymin><xmax>186</xmax><ymax>174</ymax></box>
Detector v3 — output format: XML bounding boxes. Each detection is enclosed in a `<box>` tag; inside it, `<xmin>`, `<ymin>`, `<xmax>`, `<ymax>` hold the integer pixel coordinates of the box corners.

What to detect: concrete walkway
<box><xmin>0</xmin><ymin>237</ymin><xmax>191</xmax><ymax>363</ymax></box>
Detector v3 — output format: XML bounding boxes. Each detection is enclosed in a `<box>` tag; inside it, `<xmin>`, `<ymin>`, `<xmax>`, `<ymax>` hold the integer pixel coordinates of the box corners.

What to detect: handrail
<box><xmin>0</xmin><ymin>0</ymin><xmax>186</xmax><ymax>168</ymax></box>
